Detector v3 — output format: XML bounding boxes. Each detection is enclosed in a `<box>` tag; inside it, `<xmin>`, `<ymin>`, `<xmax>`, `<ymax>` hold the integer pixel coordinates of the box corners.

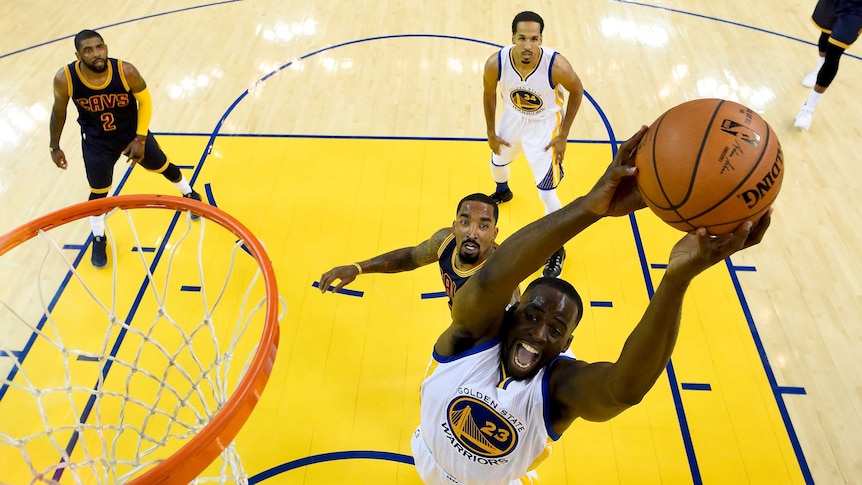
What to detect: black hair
<box><xmin>74</xmin><ymin>30</ymin><xmax>104</xmax><ymax>51</ymax></box>
<box><xmin>523</xmin><ymin>277</ymin><xmax>584</xmax><ymax>326</ymax></box>
<box><xmin>512</xmin><ymin>11</ymin><xmax>544</xmax><ymax>34</ymax></box>
<box><xmin>457</xmin><ymin>193</ymin><xmax>499</xmax><ymax>224</ymax></box>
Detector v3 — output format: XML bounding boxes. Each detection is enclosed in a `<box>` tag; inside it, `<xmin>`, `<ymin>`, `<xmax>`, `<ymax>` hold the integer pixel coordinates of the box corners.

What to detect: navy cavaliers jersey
<box><xmin>65</xmin><ymin>58</ymin><xmax>137</xmax><ymax>139</ymax></box>
<box><xmin>437</xmin><ymin>233</ymin><xmax>490</xmax><ymax>308</ymax></box>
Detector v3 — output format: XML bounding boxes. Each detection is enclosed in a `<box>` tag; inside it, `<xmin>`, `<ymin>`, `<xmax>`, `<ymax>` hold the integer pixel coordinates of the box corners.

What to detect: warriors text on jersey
<box><xmin>497</xmin><ymin>45</ymin><xmax>564</xmax><ymax>121</ymax></box>
<box><xmin>65</xmin><ymin>58</ymin><xmax>138</xmax><ymax>139</ymax></box>
<box><xmin>413</xmin><ymin>338</ymin><xmax>567</xmax><ymax>484</ymax></box>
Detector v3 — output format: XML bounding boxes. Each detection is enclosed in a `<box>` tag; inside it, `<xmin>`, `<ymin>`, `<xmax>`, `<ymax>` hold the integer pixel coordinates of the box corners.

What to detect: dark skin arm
<box><xmin>49</xmin><ymin>68</ymin><xmax>70</xmax><ymax>170</ymax></box>
<box><xmin>547</xmin><ymin>214</ymin><xmax>771</xmax><ymax>433</ymax></box>
<box><xmin>543</xmin><ymin>54</ymin><xmax>584</xmax><ymax>164</ymax></box>
<box><xmin>319</xmin><ymin>227</ymin><xmax>451</xmax><ymax>293</ymax></box>
<box><xmin>121</xmin><ymin>61</ymin><xmax>149</xmax><ymax>166</ymax></box>
<box><xmin>436</xmin><ymin>127</ymin><xmax>651</xmax><ymax>357</ymax></box>
<box><xmin>483</xmin><ymin>52</ymin><xmax>511</xmax><ymax>155</ymax></box>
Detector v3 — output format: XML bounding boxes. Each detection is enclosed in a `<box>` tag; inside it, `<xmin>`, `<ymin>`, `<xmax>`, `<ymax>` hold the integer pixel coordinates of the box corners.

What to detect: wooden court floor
<box><xmin>1</xmin><ymin>1</ymin><xmax>861</xmax><ymax>483</ymax></box>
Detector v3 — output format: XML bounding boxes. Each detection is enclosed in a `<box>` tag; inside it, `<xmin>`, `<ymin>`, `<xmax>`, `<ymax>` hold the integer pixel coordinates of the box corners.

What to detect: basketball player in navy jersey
<box><xmin>795</xmin><ymin>0</ymin><xmax>862</xmax><ymax>130</ymax></box>
<box><xmin>49</xmin><ymin>30</ymin><xmax>202</xmax><ymax>268</ymax></box>
<box><xmin>484</xmin><ymin>11</ymin><xmax>585</xmax><ymax>279</ymax></box>
<box><xmin>319</xmin><ymin>193</ymin><xmax>519</xmax><ymax>309</ymax></box>
<box><xmin>411</xmin><ymin>127</ymin><xmax>772</xmax><ymax>484</ymax></box>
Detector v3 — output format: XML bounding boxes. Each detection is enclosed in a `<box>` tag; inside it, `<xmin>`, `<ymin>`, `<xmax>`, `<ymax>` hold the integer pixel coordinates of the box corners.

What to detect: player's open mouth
<box><xmin>461</xmin><ymin>241</ymin><xmax>478</xmax><ymax>252</ymax></box>
<box><xmin>514</xmin><ymin>342</ymin><xmax>539</xmax><ymax>369</ymax></box>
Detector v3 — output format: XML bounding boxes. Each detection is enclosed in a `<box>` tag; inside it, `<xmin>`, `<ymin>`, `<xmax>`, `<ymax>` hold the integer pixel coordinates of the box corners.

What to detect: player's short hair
<box><xmin>74</xmin><ymin>30</ymin><xmax>104</xmax><ymax>51</ymax></box>
<box><xmin>524</xmin><ymin>277</ymin><xmax>584</xmax><ymax>327</ymax></box>
<box><xmin>457</xmin><ymin>193</ymin><xmax>499</xmax><ymax>224</ymax></box>
<box><xmin>512</xmin><ymin>11</ymin><xmax>544</xmax><ymax>34</ymax></box>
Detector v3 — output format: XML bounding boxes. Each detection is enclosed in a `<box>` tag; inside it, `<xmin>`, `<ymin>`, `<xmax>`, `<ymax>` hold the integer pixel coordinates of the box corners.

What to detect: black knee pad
<box><xmin>818</xmin><ymin>32</ymin><xmax>830</xmax><ymax>52</ymax></box>
<box><xmin>161</xmin><ymin>164</ymin><xmax>182</xmax><ymax>183</ymax></box>
<box><xmin>817</xmin><ymin>42</ymin><xmax>845</xmax><ymax>87</ymax></box>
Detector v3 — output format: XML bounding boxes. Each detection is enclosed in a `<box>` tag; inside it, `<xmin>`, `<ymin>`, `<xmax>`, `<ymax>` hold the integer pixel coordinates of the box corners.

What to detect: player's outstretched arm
<box><xmin>548</xmin><ymin>211</ymin><xmax>772</xmax><ymax>430</ymax></box>
<box><xmin>319</xmin><ymin>227</ymin><xmax>450</xmax><ymax>293</ymax></box>
<box><xmin>439</xmin><ymin>128</ymin><xmax>649</xmax><ymax>355</ymax></box>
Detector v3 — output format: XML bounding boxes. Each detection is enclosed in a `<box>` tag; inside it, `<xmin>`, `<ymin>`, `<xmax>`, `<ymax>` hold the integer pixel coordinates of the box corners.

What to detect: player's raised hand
<box><xmin>583</xmin><ymin>126</ymin><xmax>648</xmax><ymax>217</ymax></box>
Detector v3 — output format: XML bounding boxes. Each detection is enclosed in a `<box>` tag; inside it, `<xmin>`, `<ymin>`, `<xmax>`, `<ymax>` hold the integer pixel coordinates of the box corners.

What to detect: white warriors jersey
<box><xmin>416</xmin><ymin>338</ymin><xmax>563</xmax><ymax>484</ymax></box>
<box><xmin>498</xmin><ymin>45</ymin><xmax>564</xmax><ymax>122</ymax></box>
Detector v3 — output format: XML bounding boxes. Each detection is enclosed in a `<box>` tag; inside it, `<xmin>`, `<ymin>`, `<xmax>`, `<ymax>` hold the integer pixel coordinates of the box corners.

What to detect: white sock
<box><xmin>491</xmin><ymin>164</ymin><xmax>509</xmax><ymax>184</ymax></box>
<box><xmin>173</xmin><ymin>175</ymin><xmax>192</xmax><ymax>195</ymax></box>
<box><xmin>805</xmin><ymin>90</ymin><xmax>824</xmax><ymax>109</ymax></box>
<box><xmin>538</xmin><ymin>189</ymin><xmax>562</xmax><ymax>214</ymax></box>
<box><xmin>90</xmin><ymin>214</ymin><xmax>106</xmax><ymax>237</ymax></box>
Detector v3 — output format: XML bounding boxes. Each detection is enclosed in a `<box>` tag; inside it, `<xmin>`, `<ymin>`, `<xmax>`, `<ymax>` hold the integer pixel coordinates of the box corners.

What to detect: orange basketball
<box><xmin>635</xmin><ymin>98</ymin><xmax>784</xmax><ymax>234</ymax></box>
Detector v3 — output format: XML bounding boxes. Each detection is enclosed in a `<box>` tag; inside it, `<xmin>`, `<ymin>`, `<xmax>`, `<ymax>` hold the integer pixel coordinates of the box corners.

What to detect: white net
<box><xmin>0</xmin><ymin>197</ymin><xmax>282</xmax><ymax>484</ymax></box>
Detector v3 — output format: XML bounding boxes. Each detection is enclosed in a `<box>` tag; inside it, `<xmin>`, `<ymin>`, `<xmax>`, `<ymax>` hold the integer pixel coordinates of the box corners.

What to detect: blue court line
<box><xmin>650</xmin><ymin>262</ymin><xmax>668</xmax><ymax>270</ymax></box>
<box><xmin>204</xmin><ymin>183</ymin><xmax>218</xmax><ymax>207</ymax></box>
<box><xmin>681</xmin><ymin>383</ymin><xmax>712</xmax><ymax>391</ymax></box>
<box><xmin>180</xmin><ymin>286</ymin><xmax>202</xmax><ymax>292</ymax></box>
<box><xmin>421</xmin><ymin>291</ymin><xmax>447</xmax><ymax>299</ymax></box>
<box><xmin>159</xmin><ymin>131</ymin><xmax>614</xmax><ymax>144</ymax></box>
<box><xmin>75</xmin><ymin>356</ymin><xmax>100</xmax><ymax>362</ymax></box>
<box><xmin>614</xmin><ymin>0</ymin><xmax>862</xmax><ymax>62</ymax></box>
<box><xmin>0</xmin><ymin>350</ymin><xmax>24</xmax><ymax>360</ymax></box>
<box><xmin>590</xmin><ymin>301</ymin><xmax>613</xmax><ymax>308</ymax></box>
<box><xmin>731</xmin><ymin>264</ymin><xmax>757</xmax><ymax>272</ymax></box>
<box><xmin>724</xmin><ymin>258</ymin><xmax>813</xmax><ymax>483</ymax></box>
<box><xmin>778</xmin><ymin>386</ymin><xmax>807</xmax><ymax>395</ymax></box>
<box><xmin>62</xmin><ymin>244</ymin><xmax>86</xmax><ymax>250</ymax></box>
<box><xmin>131</xmin><ymin>247</ymin><xmax>156</xmax><ymax>253</ymax></box>
<box><xmin>311</xmin><ymin>281</ymin><xmax>364</xmax><ymax>297</ymax></box>
<box><xmin>248</xmin><ymin>450</ymin><xmax>414</xmax><ymax>482</ymax></box>
<box><xmin>0</xmin><ymin>0</ymin><xmax>242</xmax><ymax>61</ymax></box>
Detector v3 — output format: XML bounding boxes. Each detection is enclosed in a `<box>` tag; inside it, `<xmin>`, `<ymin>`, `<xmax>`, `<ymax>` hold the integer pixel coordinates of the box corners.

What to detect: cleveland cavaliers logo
<box><xmin>446</xmin><ymin>397</ymin><xmax>518</xmax><ymax>458</ymax></box>
<box><xmin>510</xmin><ymin>89</ymin><xmax>543</xmax><ymax>113</ymax></box>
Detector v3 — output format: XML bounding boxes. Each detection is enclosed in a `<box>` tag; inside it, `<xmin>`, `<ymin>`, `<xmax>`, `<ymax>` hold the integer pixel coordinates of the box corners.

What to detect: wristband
<box><xmin>352</xmin><ymin>263</ymin><xmax>363</xmax><ymax>274</ymax></box>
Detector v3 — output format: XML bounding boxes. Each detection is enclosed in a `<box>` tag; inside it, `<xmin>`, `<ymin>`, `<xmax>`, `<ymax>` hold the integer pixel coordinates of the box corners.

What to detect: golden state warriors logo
<box><xmin>446</xmin><ymin>396</ymin><xmax>518</xmax><ymax>458</ymax></box>
<box><xmin>510</xmin><ymin>89</ymin><xmax>543</xmax><ymax>114</ymax></box>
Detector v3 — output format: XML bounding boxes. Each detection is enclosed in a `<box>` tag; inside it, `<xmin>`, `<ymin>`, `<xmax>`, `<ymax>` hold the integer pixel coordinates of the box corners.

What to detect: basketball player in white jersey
<box><xmin>484</xmin><ymin>11</ymin><xmax>585</xmax><ymax>278</ymax></box>
<box><xmin>411</xmin><ymin>127</ymin><xmax>772</xmax><ymax>485</ymax></box>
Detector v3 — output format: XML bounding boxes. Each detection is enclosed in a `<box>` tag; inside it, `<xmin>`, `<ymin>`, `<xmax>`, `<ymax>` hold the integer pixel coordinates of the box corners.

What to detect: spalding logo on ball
<box><xmin>635</xmin><ymin>98</ymin><xmax>783</xmax><ymax>234</ymax></box>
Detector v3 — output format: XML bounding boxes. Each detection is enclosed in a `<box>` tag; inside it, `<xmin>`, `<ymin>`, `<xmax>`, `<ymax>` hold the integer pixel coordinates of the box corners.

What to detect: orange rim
<box><xmin>0</xmin><ymin>194</ymin><xmax>280</xmax><ymax>483</ymax></box>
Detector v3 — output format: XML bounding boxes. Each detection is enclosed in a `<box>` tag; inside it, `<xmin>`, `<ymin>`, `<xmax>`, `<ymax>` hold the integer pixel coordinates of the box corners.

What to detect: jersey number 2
<box><xmin>100</xmin><ymin>112</ymin><xmax>117</xmax><ymax>132</ymax></box>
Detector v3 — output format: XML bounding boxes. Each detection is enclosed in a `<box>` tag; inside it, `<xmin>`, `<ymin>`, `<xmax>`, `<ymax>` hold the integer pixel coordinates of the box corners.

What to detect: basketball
<box><xmin>634</xmin><ymin>98</ymin><xmax>783</xmax><ymax>234</ymax></box>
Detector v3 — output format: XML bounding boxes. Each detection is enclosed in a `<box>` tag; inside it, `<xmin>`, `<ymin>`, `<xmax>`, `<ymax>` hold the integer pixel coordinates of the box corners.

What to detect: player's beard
<box><xmin>457</xmin><ymin>244</ymin><xmax>481</xmax><ymax>265</ymax></box>
<box><xmin>84</xmin><ymin>58</ymin><xmax>108</xmax><ymax>73</ymax></box>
